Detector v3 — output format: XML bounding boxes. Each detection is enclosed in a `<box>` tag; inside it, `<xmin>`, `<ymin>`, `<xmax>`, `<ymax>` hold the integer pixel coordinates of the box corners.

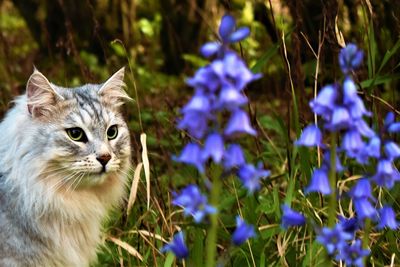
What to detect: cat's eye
<box><xmin>66</xmin><ymin>127</ymin><xmax>87</xmax><ymax>142</ymax></box>
<box><xmin>107</xmin><ymin>125</ymin><xmax>118</xmax><ymax>140</ymax></box>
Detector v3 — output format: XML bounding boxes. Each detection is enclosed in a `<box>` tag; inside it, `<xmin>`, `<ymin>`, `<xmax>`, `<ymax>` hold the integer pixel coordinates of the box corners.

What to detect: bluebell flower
<box><xmin>353</xmin><ymin>119</ymin><xmax>375</xmax><ymax>138</ymax></box>
<box><xmin>338</xmin><ymin>239</ymin><xmax>370</xmax><ymax>267</ymax></box>
<box><xmin>310</xmin><ymin>84</ymin><xmax>337</xmax><ymax>119</ymax></box>
<box><xmin>186</xmin><ymin>65</ymin><xmax>220</xmax><ymax>92</ymax></box>
<box><xmin>175</xmin><ymin>143</ymin><xmax>204</xmax><ymax>173</ymax></box>
<box><xmin>178</xmin><ymin>111</ymin><xmax>209</xmax><ymax>139</ymax></box>
<box><xmin>305</xmin><ymin>167</ymin><xmax>331</xmax><ymax>195</ymax></box>
<box><xmin>353</xmin><ymin>198</ymin><xmax>377</xmax><ymax>220</ymax></box>
<box><xmin>232</xmin><ymin>216</ymin><xmax>256</xmax><ymax>246</ymax></box>
<box><xmin>372</xmin><ymin>159</ymin><xmax>400</xmax><ymax>189</ymax></box>
<box><xmin>384</xmin><ymin>112</ymin><xmax>395</xmax><ymax>126</ymax></box>
<box><xmin>223</xmin><ymin>144</ymin><xmax>246</xmax><ymax>169</ymax></box>
<box><xmin>218</xmin><ymin>85</ymin><xmax>248</xmax><ymax>110</ymax></box>
<box><xmin>224</xmin><ymin>109</ymin><xmax>257</xmax><ymax>136</ymax></box>
<box><xmin>342</xmin><ymin>129</ymin><xmax>365</xmax><ymax>158</ymax></box>
<box><xmin>349</xmin><ymin>178</ymin><xmax>373</xmax><ymax>199</ymax></box>
<box><xmin>237</xmin><ymin>163</ymin><xmax>270</xmax><ymax>192</ymax></box>
<box><xmin>200</xmin><ymin>15</ymin><xmax>250</xmax><ymax>58</ymax></box>
<box><xmin>376</xmin><ymin>205</ymin><xmax>399</xmax><ymax>230</ymax></box>
<box><xmin>327</xmin><ymin>106</ymin><xmax>352</xmax><ymax>131</ymax></box>
<box><xmin>281</xmin><ymin>204</ymin><xmax>306</xmax><ymax>229</ymax></box>
<box><xmin>388</xmin><ymin>122</ymin><xmax>400</xmax><ymax>133</ymax></box>
<box><xmin>384</xmin><ymin>141</ymin><xmax>400</xmax><ymax>160</ymax></box>
<box><xmin>364</xmin><ymin>136</ymin><xmax>381</xmax><ymax>158</ymax></box>
<box><xmin>338</xmin><ymin>216</ymin><xmax>360</xmax><ymax>235</ymax></box>
<box><xmin>339</xmin><ymin>43</ymin><xmax>364</xmax><ymax>74</ymax></box>
<box><xmin>322</xmin><ymin>150</ymin><xmax>344</xmax><ymax>172</ymax></box>
<box><xmin>295</xmin><ymin>124</ymin><xmax>322</xmax><ymax>147</ymax></box>
<box><xmin>172</xmin><ymin>184</ymin><xmax>216</xmax><ymax>223</ymax></box>
<box><xmin>202</xmin><ymin>133</ymin><xmax>224</xmax><ymax>163</ymax></box>
<box><xmin>161</xmin><ymin>232</ymin><xmax>189</xmax><ymax>259</ymax></box>
<box><xmin>316</xmin><ymin>224</ymin><xmax>352</xmax><ymax>255</ymax></box>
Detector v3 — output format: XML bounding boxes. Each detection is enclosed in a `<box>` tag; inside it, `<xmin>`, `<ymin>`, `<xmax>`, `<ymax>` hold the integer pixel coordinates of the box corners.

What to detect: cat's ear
<box><xmin>26</xmin><ymin>68</ymin><xmax>64</xmax><ymax>118</ymax></box>
<box><xmin>99</xmin><ymin>67</ymin><xmax>132</xmax><ymax>106</ymax></box>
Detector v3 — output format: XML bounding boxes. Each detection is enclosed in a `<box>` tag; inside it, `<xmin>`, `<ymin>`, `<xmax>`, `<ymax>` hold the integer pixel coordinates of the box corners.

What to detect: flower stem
<box><xmin>205</xmin><ymin>166</ymin><xmax>222</xmax><ymax>267</ymax></box>
<box><xmin>328</xmin><ymin>132</ymin><xmax>337</xmax><ymax>227</ymax></box>
<box><xmin>363</xmin><ymin>218</ymin><xmax>371</xmax><ymax>264</ymax></box>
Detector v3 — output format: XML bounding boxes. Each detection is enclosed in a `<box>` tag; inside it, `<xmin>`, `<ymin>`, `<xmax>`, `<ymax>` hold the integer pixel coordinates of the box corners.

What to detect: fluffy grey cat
<box><xmin>0</xmin><ymin>68</ymin><xmax>132</xmax><ymax>266</ymax></box>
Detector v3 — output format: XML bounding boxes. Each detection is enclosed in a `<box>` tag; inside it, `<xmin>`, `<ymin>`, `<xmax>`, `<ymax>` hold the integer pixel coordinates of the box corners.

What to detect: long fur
<box><xmin>0</xmin><ymin>68</ymin><xmax>131</xmax><ymax>266</ymax></box>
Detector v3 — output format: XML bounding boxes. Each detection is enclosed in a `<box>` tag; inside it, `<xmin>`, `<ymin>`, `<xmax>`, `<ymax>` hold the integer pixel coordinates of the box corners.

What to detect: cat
<box><xmin>0</xmin><ymin>67</ymin><xmax>132</xmax><ymax>266</ymax></box>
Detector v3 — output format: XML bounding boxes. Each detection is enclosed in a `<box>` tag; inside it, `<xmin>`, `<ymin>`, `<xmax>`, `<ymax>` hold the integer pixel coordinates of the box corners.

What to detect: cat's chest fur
<box><xmin>0</xmin><ymin>68</ymin><xmax>131</xmax><ymax>266</ymax></box>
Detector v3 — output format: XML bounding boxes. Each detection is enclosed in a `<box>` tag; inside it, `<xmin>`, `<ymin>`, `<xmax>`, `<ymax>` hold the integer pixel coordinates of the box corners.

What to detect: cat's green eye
<box><xmin>66</xmin><ymin>127</ymin><xmax>87</xmax><ymax>142</ymax></box>
<box><xmin>107</xmin><ymin>125</ymin><xmax>118</xmax><ymax>140</ymax></box>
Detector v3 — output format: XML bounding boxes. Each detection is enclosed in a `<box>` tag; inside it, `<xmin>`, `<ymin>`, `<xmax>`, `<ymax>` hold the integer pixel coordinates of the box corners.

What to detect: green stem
<box><xmin>363</xmin><ymin>218</ymin><xmax>371</xmax><ymax>265</ymax></box>
<box><xmin>205</xmin><ymin>167</ymin><xmax>222</xmax><ymax>267</ymax></box>
<box><xmin>328</xmin><ymin>132</ymin><xmax>337</xmax><ymax>227</ymax></box>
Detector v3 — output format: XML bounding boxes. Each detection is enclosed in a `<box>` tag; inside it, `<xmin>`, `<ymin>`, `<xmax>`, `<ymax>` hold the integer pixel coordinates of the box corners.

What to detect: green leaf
<box><xmin>163</xmin><ymin>252</ymin><xmax>175</xmax><ymax>267</ymax></box>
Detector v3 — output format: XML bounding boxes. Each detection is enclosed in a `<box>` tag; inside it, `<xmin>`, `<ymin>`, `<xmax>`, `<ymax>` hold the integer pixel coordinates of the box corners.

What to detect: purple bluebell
<box><xmin>349</xmin><ymin>178</ymin><xmax>373</xmax><ymax>199</ymax></box>
<box><xmin>223</xmin><ymin>144</ymin><xmax>246</xmax><ymax>169</ymax></box>
<box><xmin>175</xmin><ymin>143</ymin><xmax>204</xmax><ymax>173</ymax></box>
<box><xmin>281</xmin><ymin>204</ymin><xmax>306</xmax><ymax>229</ymax></box>
<box><xmin>201</xmin><ymin>133</ymin><xmax>224</xmax><ymax>163</ymax></box>
<box><xmin>343</xmin><ymin>78</ymin><xmax>371</xmax><ymax>119</ymax></box>
<box><xmin>161</xmin><ymin>232</ymin><xmax>189</xmax><ymax>259</ymax></box>
<box><xmin>339</xmin><ymin>43</ymin><xmax>364</xmax><ymax>74</ymax></box>
<box><xmin>372</xmin><ymin>159</ymin><xmax>400</xmax><ymax>189</ymax></box>
<box><xmin>310</xmin><ymin>84</ymin><xmax>337</xmax><ymax>119</ymax></box>
<box><xmin>338</xmin><ymin>216</ymin><xmax>360</xmax><ymax>235</ymax></box>
<box><xmin>178</xmin><ymin>111</ymin><xmax>209</xmax><ymax>139</ymax></box>
<box><xmin>305</xmin><ymin>167</ymin><xmax>331</xmax><ymax>195</ymax></box>
<box><xmin>186</xmin><ymin>65</ymin><xmax>220</xmax><ymax>92</ymax></box>
<box><xmin>338</xmin><ymin>240</ymin><xmax>370</xmax><ymax>267</ymax></box>
<box><xmin>224</xmin><ymin>109</ymin><xmax>257</xmax><ymax>136</ymax></box>
<box><xmin>376</xmin><ymin>205</ymin><xmax>399</xmax><ymax>230</ymax></box>
<box><xmin>384</xmin><ymin>141</ymin><xmax>400</xmax><ymax>160</ymax></box>
<box><xmin>354</xmin><ymin>120</ymin><xmax>375</xmax><ymax>138</ymax></box>
<box><xmin>327</xmin><ymin>106</ymin><xmax>352</xmax><ymax>131</ymax></box>
<box><xmin>353</xmin><ymin>198</ymin><xmax>377</xmax><ymax>220</ymax></box>
<box><xmin>385</xmin><ymin>112</ymin><xmax>395</xmax><ymax>126</ymax></box>
<box><xmin>388</xmin><ymin>122</ymin><xmax>400</xmax><ymax>133</ymax></box>
<box><xmin>172</xmin><ymin>184</ymin><xmax>216</xmax><ymax>223</ymax></box>
<box><xmin>232</xmin><ymin>216</ymin><xmax>256</xmax><ymax>246</ymax></box>
<box><xmin>237</xmin><ymin>163</ymin><xmax>270</xmax><ymax>193</ymax></box>
<box><xmin>342</xmin><ymin>129</ymin><xmax>365</xmax><ymax>158</ymax></box>
<box><xmin>218</xmin><ymin>85</ymin><xmax>248</xmax><ymax>110</ymax></box>
<box><xmin>295</xmin><ymin>124</ymin><xmax>322</xmax><ymax>147</ymax></box>
<box><xmin>200</xmin><ymin>15</ymin><xmax>250</xmax><ymax>58</ymax></box>
<box><xmin>316</xmin><ymin>224</ymin><xmax>352</xmax><ymax>255</ymax></box>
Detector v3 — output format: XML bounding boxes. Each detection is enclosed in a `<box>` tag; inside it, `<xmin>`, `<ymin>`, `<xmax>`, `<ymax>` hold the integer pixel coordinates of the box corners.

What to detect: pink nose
<box><xmin>96</xmin><ymin>154</ymin><xmax>111</xmax><ymax>166</ymax></box>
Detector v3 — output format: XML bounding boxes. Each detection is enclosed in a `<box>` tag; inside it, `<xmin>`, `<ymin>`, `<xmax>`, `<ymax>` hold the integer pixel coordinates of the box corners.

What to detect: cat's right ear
<box><xmin>26</xmin><ymin>69</ymin><xmax>63</xmax><ymax>118</ymax></box>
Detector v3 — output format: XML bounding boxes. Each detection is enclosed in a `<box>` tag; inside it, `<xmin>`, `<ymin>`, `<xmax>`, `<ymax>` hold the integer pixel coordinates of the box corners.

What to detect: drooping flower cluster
<box><xmin>163</xmin><ymin>15</ymin><xmax>267</xmax><ymax>259</ymax></box>
<box><xmin>286</xmin><ymin>44</ymin><xmax>400</xmax><ymax>265</ymax></box>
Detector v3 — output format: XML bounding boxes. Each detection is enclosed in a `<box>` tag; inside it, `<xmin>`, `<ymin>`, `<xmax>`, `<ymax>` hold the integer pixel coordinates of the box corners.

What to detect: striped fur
<box><xmin>0</xmin><ymin>68</ymin><xmax>131</xmax><ymax>266</ymax></box>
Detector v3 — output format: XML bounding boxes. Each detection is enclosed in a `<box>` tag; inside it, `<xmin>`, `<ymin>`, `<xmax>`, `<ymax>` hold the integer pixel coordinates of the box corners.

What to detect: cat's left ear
<box><xmin>99</xmin><ymin>67</ymin><xmax>132</xmax><ymax>106</ymax></box>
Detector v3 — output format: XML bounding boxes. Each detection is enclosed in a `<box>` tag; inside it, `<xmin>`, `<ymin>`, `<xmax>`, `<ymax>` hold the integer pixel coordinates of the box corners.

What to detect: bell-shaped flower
<box><xmin>349</xmin><ymin>178</ymin><xmax>374</xmax><ymax>199</ymax></box>
<box><xmin>219</xmin><ymin>14</ymin><xmax>250</xmax><ymax>43</ymax></box>
<box><xmin>354</xmin><ymin>119</ymin><xmax>375</xmax><ymax>138</ymax></box>
<box><xmin>237</xmin><ymin>163</ymin><xmax>270</xmax><ymax>193</ymax></box>
<box><xmin>224</xmin><ymin>109</ymin><xmax>257</xmax><ymax>136</ymax></box>
<box><xmin>316</xmin><ymin>224</ymin><xmax>353</xmax><ymax>255</ymax></box>
<box><xmin>384</xmin><ymin>141</ymin><xmax>400</xmax><ymax>160</ymax></box>
<box><xmin>218</xmin><ymin>85</ymin><xmax>248</xmax><ymax>110</ymax></box>
<box><xmin>342</xmin><ymin>129</ymin><xmax>365</xmax><ymax>158</ymax></box>
<box><xmin>304</xmin><ymin>167</ymin><xmax>331</xmax><ymax>195</ymax></box>
<box><xmin>388</xmin><ymin>122</ymin><xmax>400</xmax><ymax>133</ymax></box>
<box><xmin>328</xmin><ymin>106</ymin><xmax>352</xmax><ymax>131</ymax></box>
<box><xmin>186</xmin><ymin>65</ymin><xmax>220</xmax><ymax>92</ymax></box>
<box><xmin>175</xmin><ymin>143</ymin><xmax>204</xmax><ymax>173</ymax></box>
<box><xmin>310</xmin><ymin>84</ymin><xmax>337</xmax><ymax>119</ymax></box>
<box><xmin>353</xmin><ymin>197</ymin><xmax>377</xmax><ymax>220</ymax></box>
<box><xmin>385</xmin><ymin>112</ymin><xmax>395</xmax><ymax>126</ymax></box>
<box><xmin>201</xmin><ymin>133</ymin><xmax>224</xmax><ymax>163</ymax></box>
<box><xmin>281</xmin><ymin>204</ymin><xmax>306</xmax><ymax>229</ymax></box>
<box><xmin>338</xmin><ymin>239</ymin><xmax>370</xmax><ymax>267</ymax></box>
<box><xmin>295</xmin><ymin>124</ymin><xmax>322</xmax><ymax>147</ymax></box>
<box><xmin>372</xmin><ymin>159</ymin><xmax>400</xmax><ymax>189</ymax></box>
<box><xmin>339</xmin><ymin>43</ymin><xmax>364</xmax><ymax>74</ymax></box>
<box><xmin>172</xmin><ymin>184</ymin><xmax>216</xmax><ymax>223</ymax></box>
<box><xmin>376</xmin><ymin>205</ymin><xmax>399</xmax><ymax>230</ymax></box>
<box><xmin>232</xmin><ymin>216</ymin><xmax>256</xmax><ymax>246</ymax></box>
<box><xmin>182</xmin><ymin>92</ymin><xmax>210</xmax><ymax>113</ymax></box>
<box><xmin>161</xmin><ymin>232</ymin><xmax>189</xmax><ymax>259</ymax></box>
<box><xmin>178</xmin><ymin>111</ymin><xmax>208</xmax><ymax>139</ymax></box>
<box><xmin>223</xmin><ymin>144</ymin><xmax>246</xmax><ymax>169</ymax></box>
<box><xmin>338</xmin><ymin>216</ymin><xmax>360</xmax><ymax>235</ymax></box>
<box><xmin>322</xmin><ymin>150</ymin><xmax>344</xmax><ymax>172</ymax></box>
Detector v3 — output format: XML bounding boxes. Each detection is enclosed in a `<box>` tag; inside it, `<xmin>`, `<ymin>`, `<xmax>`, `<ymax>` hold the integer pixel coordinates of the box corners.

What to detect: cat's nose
<box><xmin>96</xmin><ymin>154</ymin><xmax>111</xmax><ymax>166</ymax></box>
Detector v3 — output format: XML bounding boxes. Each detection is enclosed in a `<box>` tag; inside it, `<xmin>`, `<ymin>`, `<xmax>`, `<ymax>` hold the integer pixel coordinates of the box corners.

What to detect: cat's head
<box><xmin>25</xmin><ymin>68</ymin><xmax>132</xmax><ymax>189</ymax></box>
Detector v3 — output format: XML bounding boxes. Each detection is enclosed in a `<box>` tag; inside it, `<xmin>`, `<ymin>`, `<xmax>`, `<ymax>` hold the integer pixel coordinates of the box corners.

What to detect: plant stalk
<box><xmin>328</xmin><ymin>132</ymin><xmax>337</xmax><ymax>227</ymax></box>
